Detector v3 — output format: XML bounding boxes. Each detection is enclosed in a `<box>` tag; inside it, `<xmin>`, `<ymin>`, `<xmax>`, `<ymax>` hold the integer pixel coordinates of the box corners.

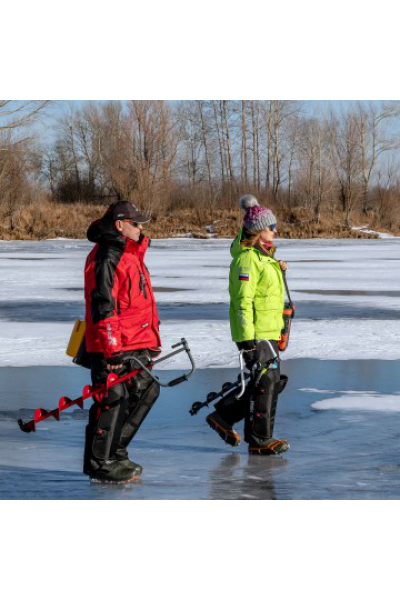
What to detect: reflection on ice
<box><xmin>208</xmin><ymin>454</ymin><xmax>289</xmax><ymax>500</ymax></box>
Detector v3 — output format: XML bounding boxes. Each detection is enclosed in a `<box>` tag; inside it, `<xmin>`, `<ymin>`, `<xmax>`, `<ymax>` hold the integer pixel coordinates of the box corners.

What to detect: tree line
<box><xmin>1</xmin><ymin>99</ymin><xmax>400</xmax><ymax>237</ymax></box>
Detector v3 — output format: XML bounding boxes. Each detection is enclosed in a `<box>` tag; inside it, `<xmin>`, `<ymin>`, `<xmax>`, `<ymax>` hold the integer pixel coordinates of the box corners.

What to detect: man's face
<box><xmin>115</xmin><ymin>220</ymin><xmax>144</xmax><ymax>241</ymax></box>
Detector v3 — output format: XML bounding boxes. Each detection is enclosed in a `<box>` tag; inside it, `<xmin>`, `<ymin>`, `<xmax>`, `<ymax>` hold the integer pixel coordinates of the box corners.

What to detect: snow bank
<box><xmin>351</xmin><ymin>225</ymin><xmax>398</xmax><ymax>239</ymax></box>
<box><xmin>312</xmin><ymin>391</ymin><xmax>400</xmax><ymax>412</ymax></box>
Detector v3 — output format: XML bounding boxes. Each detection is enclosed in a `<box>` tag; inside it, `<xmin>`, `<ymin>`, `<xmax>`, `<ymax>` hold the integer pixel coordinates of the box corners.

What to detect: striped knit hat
<box><xmin>239</xmin><ymin>195</ymin><xmax>277</xmax><ymax>233</ymax></box>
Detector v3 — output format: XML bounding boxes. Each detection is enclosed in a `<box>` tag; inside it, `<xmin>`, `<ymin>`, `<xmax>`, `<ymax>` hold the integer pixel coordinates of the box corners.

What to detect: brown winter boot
<box><xmin>206</xmin><ymin>411</ymin><xmax>241</xmax><ymax>447</ymax></box>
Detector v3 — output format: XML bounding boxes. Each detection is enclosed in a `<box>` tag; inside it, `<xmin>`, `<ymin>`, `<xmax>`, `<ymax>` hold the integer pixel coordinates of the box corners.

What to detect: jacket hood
<box><xmin>87</xmin><ymin>211</ymin><xmax>150</xmax><ymax>259</ymax></box>
<box><xmin>230</xmin><ymin>227</ymin><xmax>255</xmax><ymax>258</ymax></box>
<box><xmin>87</xmin><ymin>211</ymin><xmax>125</xmax><ymax>245</ymax></box>
<box><xmin>230</xmin><ymin>228</ymin><xmax>244</xmax><ymax>259</ymax></box>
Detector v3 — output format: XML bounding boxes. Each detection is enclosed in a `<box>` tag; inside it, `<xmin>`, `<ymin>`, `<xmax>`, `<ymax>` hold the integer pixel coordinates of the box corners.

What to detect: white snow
<box><xmin>351</xmin><ymin>225</ymin><xmax>398</xmax><ymax>239</ymax></box>
<box><xmin>312</xmin><ymin>391</ymin><xmax>400</xmax><ymax>412</ymax></box>
<box><xmin>0</xmin><ymin>237</ymin><xmax>399</xmax><ymax>368</ymax></box>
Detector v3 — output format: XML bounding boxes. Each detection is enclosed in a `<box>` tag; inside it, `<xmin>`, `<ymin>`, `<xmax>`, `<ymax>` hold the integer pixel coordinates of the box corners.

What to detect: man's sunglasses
<box><xmin>123</xmin><ymin>220</ymin><xmax>141</xmax><ymax>227</ymax></box>
<box><xmin>269</xmin><ymin>224</ymin><xmax>276</xmax><ymax>231</ymax></box>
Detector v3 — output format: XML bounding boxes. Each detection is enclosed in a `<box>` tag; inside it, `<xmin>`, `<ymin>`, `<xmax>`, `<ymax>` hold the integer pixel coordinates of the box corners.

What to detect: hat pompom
<box><xmin>239</xmin><ymin>194</ymin><xmax>260</xmax><ymax>211</ymax></box>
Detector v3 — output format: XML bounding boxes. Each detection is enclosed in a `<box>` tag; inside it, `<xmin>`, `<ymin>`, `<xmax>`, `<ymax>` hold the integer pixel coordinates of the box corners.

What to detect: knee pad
<box><xmin>278</xmin><ymin>374</ymin><xmax>288</xmax><ymax>395</ymax></box>
<box><xmin>254</xmin><ymin>369</ymin><xmax>280</xmax><ymax>412</ymax></box>
<box><xmin>246</xmin><ymin>368</ymin><xmax>280</xmax><ymax>441</ymax></box>
<box><xmin>85</xmin><ymin>384</ymin><xmax>129</xmax><ymax>463</ymax></box>
<box><xmin>117</xmin><ymin>380</ymin><xmax>161</xmax><ymax>450</ymax></box>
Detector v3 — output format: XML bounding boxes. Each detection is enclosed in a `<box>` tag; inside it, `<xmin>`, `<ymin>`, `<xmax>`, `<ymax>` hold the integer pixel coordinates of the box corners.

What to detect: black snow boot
<box><xmin>88</xmin><ymin>459</ymin><xmax>142</xmax><ymax>483</ymax></box>
<box><xmin>117</xmin><ymin>457</ymin><xmax>143</xmax><ymax>472</ymax></box>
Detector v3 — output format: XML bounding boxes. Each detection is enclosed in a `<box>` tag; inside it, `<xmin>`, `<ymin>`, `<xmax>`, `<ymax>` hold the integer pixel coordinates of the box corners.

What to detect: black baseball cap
<box><xmin>110</xmin><ymin>201</ymin><xmax>150</xmax><ymax>224</ymax></box>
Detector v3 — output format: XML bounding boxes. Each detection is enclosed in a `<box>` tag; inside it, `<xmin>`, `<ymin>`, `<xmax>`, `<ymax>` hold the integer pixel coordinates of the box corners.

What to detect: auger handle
<box><xmin>163</xmin><ymin>338</ymin><xmax>196</xmax><ymax>386</ymax></box>
<box><xmin>168</xmin><ymin>374</ymin><xmax>189</xmax><ymax>387</ymax></box>
<box><xmin>121</xmin><ymin>338</ymin><xmax>196</xmax><ymax>388</ymax></box>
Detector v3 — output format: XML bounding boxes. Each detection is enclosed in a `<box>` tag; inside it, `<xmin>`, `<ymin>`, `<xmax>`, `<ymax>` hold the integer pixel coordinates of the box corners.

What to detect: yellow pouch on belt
<box><xmin>66</xmin><ymin>319</ymin><xmax>86</xmax><ymax>359</ymax></box>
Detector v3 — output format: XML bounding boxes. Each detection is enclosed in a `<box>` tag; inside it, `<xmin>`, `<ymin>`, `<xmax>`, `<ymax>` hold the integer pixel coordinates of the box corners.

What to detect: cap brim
<box><xmin>133</xmin><ymin>213</ymin><xmax>151</xmax><ymax>224</ymax></box>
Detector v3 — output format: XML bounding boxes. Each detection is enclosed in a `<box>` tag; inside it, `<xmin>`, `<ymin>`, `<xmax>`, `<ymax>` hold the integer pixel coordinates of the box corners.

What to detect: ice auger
<box><xmin>18</xmin><ymin>338</ymin><xmax>196</xmax><ymax>433</ymax></box>
<box><xmin>189</xmin><ymin>340</ymin><xmax>280</xmax><ymax>416</ymax></box>
<box><xmin>189</xmin><ymin>350</ymin><xmax>250</xmax><ymax>416</ymax></box>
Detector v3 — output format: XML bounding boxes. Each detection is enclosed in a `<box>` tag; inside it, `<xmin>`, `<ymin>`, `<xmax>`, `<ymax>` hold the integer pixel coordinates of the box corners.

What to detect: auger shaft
<box><xmin>18</xmin><ymin>338</ymin><xmax>195</xmax><ymax>433</ymax></box>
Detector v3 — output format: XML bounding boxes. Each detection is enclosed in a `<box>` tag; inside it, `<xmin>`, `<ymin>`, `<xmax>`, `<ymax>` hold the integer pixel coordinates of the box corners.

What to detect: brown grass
<box><xmin>0</xmin><ymin>201</ymin><xmax>391</xmax><ymax>241</ymax></box>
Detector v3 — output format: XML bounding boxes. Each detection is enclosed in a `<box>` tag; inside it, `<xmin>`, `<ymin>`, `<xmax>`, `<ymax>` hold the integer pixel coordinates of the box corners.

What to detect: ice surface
<box><xmin>1</xmin><ymin>237</ymin><xmax>400</xmax><ymax>499</ymax></box>
<box><xmin>2</xmin><ymin>359</ymin><xmax>400</xmax><ymax>499</ymax></box>
<box><xmin>0</xmin><ymin>237</ymin><xmax>400</xmax><ymax>366</ymax></box>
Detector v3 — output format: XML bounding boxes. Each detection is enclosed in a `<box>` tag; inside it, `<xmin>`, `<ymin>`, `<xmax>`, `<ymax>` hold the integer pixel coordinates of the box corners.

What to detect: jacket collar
<box><xmin>126</xmin><ymin>234</ymin><xmax>150</xmax><ymax>260</ymax></box>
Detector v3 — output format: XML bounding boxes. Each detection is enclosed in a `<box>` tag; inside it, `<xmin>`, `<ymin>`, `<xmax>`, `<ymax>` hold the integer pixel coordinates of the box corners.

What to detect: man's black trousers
<box><xmin>83</xmin><ymin>349</ymin><xmax>160</xmax><ymax>473</ymax></box>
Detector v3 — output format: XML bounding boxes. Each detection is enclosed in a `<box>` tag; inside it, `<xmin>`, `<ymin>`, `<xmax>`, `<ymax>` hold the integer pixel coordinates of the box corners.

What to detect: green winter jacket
<box><xmin>229</xmin><ymin>229</ymin><xmax>285</xmax><ymax>342</ymax></box>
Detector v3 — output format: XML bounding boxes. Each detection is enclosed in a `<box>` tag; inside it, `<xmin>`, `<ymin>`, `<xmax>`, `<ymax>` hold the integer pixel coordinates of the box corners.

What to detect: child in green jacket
<box><xmin>206</xmin><ymin>195</ymin><xmax>290</xmax><ymax>455</ymax></box>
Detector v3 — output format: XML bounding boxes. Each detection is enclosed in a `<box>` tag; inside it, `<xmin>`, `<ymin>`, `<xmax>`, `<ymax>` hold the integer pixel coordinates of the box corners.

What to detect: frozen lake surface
<box><xmin>2</xmin><ymin>359</ymin><xmax>400</xmax><ymax>499</ymax></box>
<box><xmin>0</xmin><ymin>237</ymin><xmax>399</xmax><ymax>499</ymax></box>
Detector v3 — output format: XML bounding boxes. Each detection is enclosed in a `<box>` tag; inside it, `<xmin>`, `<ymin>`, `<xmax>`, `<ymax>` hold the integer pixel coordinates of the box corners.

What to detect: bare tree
<box><xmin>198</xmin><ymin>100</ymin><xmax>215</xmax><ymax>203</ymax></box>
<box><xmin>128</xmin><ymin>100</ymin><xmax>177</xmax><ymax>214</ymax></box>
<box><xmin>329</xmin><ymin>107</ymin><xmax>362</xmax><ymax>228</ymax></box>
<box><xmin>212</xmin><ymin>100</ymin><xmax>227</xmax><ymax>188</ymax></box>
<box><xmin>0</xmin><ymin>101</ymin><xmax>50</xmax><ymax>132</ymax></box>
<box><xmin>355</xmin><ymin>101</ymin><xmax>398</xmax><ymax>213</ymax></box>
<box><xmin>284</xmin><ymin>113</ymin><xmax>302</xmax><ymax>209</ymax></box>
<box><xmin>0</xmin><ymin>101</ymin><xmax>50</xmax><ymax>233</ymax></box>
<box><xmin>221</xmin><ymin>100</ymin><xmax>236</xmax><ymax>206</ymax></box>
<box><xmin>241</xmin><ymin>100</ymin><xmax>249</xmax><ymax>187</ymax></box>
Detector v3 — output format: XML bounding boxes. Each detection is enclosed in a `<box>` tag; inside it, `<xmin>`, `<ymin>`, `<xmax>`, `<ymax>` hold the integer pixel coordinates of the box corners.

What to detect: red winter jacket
<box><xmin>84</xmin><ymin>214</ymin><xmax>161</xmax><ymax>358</ymax></box>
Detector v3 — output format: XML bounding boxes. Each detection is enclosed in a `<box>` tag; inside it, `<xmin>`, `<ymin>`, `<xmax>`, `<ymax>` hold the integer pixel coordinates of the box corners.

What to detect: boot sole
<box><xmin>89</xmin><ymin>473</ymin><xmax>142</xmax><ymax>484</ymax></box>
<box><xmin>249</xmin><ymin>441</ymin><xmax>290</xmax><ymax>455</ymax></box>
<box><xmin>206</xmin><ymin>415</ymin><xmax>241</xmax><ymax>447</ymax></box>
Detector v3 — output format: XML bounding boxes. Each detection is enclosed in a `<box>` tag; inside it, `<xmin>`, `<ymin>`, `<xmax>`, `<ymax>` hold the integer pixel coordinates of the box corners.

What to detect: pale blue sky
<box><xmin>34</xmin><ymin>100</ymin><xmax>384</xmax><ymax>146</ymax></box>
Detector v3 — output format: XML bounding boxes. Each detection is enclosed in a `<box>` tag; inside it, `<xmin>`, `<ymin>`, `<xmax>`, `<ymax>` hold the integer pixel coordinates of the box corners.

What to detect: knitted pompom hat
<box><xmin>239</xmin><ymin>195</ymin><xmax>277</xmax><ymax>233</ymax></box>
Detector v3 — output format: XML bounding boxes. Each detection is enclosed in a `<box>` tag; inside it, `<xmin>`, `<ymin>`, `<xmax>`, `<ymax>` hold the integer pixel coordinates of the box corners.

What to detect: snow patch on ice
<box><xmin>299</xmin><ymin>387</ymin><xmax>342</xmax><ymax>394</ymax></box>
<box><xmin>351</xmin><ymin>225</ymin><xmax>398</xmax><ymax>239</ymax></box>
<box><xmin>312</xmin><ymin>391</ymin><xmax>400</xmax><ymax>412</ymax></box>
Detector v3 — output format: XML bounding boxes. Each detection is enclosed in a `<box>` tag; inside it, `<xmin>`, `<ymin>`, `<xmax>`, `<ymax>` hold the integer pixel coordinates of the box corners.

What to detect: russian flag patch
<box><xmin>239</xmin><ymin>273</ymin><xmax>249</xmax><ymax>281</ymax></box>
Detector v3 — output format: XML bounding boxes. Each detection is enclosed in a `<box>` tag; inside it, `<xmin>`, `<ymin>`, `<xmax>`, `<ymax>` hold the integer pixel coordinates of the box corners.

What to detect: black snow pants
<box><xmin>214</xmin><ymin>340</ymin><xmax>288</xmax><ymax>446</ymax></box>
<box><xmin>83</xmin><ymin>349</ymin><xmax>160</xmax><ymax>473</ymax></box>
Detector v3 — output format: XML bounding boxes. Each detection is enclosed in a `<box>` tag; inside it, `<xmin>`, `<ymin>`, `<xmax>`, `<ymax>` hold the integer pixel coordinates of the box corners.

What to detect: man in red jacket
<box><xmin>83</xmin><ymin>200</ymin><xmax>161</xmax><ymax>482</ymax></box>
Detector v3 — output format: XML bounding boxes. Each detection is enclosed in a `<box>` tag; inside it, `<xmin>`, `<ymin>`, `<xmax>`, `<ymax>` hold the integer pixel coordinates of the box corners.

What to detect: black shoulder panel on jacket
<box><xmin>91</xmin><ymin>243</ymin><xmax>125</xmax><ymax>324</ymax></box>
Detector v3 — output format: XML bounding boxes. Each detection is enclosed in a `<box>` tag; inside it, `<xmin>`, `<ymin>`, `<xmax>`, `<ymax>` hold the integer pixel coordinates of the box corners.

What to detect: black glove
<box><xmin>237</xmin><ymin>340</ymin><xmax>257</xmax><ymax>369</ymax></box>
<box><xmin>238</xmin><ymin>340</ymin><xmax>257</xmax><ymax>351</ymax></box>
<box><xmin>106</xmin><ymin>351</ymin><xmax>124</xmax><ymax>370</ymax></box>
<box><xmin>238</xmin><ymin>340</ymin><xmax>278</xmax><ymax>369</ymax></box>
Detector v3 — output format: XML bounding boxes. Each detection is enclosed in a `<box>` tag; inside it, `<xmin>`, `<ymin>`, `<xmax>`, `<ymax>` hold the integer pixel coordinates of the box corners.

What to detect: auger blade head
<box><xmin>189</xmin><ymin>401</ymin><xmax>203</xmax><ymax>415</ymax></box>
<box><xmin>18</xmin><ymin>419</ymin><xmax>35</xmax><ymax>433</ymax></box>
